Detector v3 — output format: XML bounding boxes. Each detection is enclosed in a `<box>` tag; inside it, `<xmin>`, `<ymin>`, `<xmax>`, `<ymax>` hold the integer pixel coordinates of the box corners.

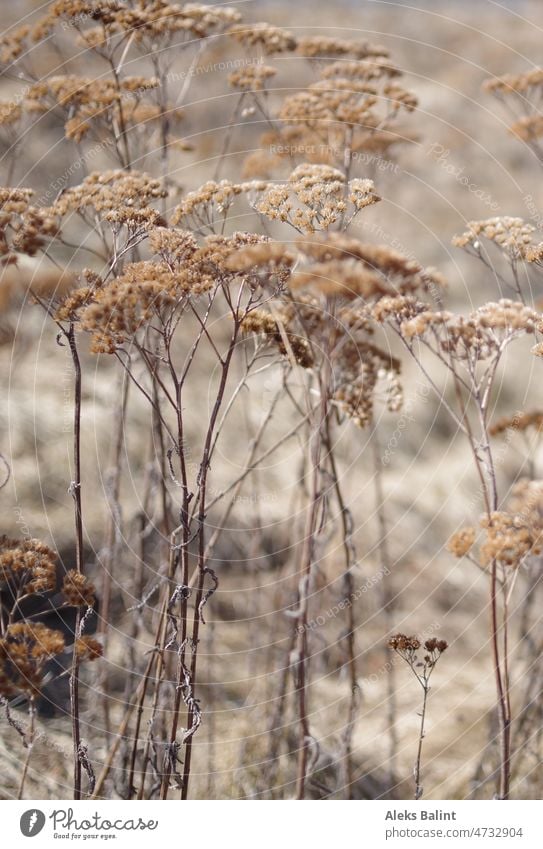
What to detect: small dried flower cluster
<box><xmin>293</xmin><ymin>233</ymin><xmax>443</xmax><ymax>299</ymax></box>
<box><xmin>33</xmin><ymin>1</ymin><xmax>241</xmax><ymax>47</ymax></box>
<box><xmin>0</xmin><ymin>188</ymin><xmax>59</xmax><ymax>266</ymax></box>
<box><xmin>53</xmin><ymin>268</ymin><xmax>103</xmax><ymax>322</ymax></box>
<box><xmin>228</xmin><ymin>22</ymin><xmax>297</xmax><ymax>55</ymax></box>
<box><xmin>77</xmin><ymin>263</ymin><xmax>175</xmax><ymax>353</ymax></box>
<box><xmin>225</xmin><ymin>240</ymin><xmax>295</xmax><ymax>289</ymax></box>
<box><xmin>507</xmin><ymin>479</ymin><xmax>543</xmax><ymax>529</ymax></box>
<box><xmin>229</xmin><ymin>64</ymin><xmax>277</xmax><ymax>92</ymax></box>
<box><xmin>480</xmin><ymin>512</ymin><xmax>542</xmax><ymax>567</ymax></box>
<box><xmin>0</xmin><ymin>536</ymin><xmax>57</xmax><ymax>597</ymax></box>
<box><xmin>0</xmin><ymin>623</ymin><xmax>65</xmax><ymax>698</ymax></box>
<box><xmin>484</xmin><ymin>69</ymin><xmax>543</xmax><ymax>97</ymax></box>
<box><xmin>249</xmin><ymin>51</ymin><xmax>417</xmax><ymax>175</ymax></box>
<box><xmin>49</xmin><ymin>170</ymin><xmax>167</xmax><ymax>231</ymax></box>
<box><xmin>75</xmin><ymin>636</ymin><xmax>103</xmax><ymax>661</ymax></box>
<box><xmin>332</xmin><ymin>340</ymin><xmax>402</xmax><ymax>426</ymax></box>
<box><xmin>171</xmin><ymin>180</ymin><xmax>244</xmax><ymax>231</ymax></box>
<box><xmin>375</xmin><ymin>297</ymin><xmax>540</xmax><ymax>361</ymax></box>
<box><xmin>447</xmin><ymin>527</ymin><xmax>476</xmax><ymax>558</ymax></box>
<box><xmin>247</xmin><ymin>164</ymin><xmax>379</xmax><ymax>233</ymax></box>
<box><xmin>61</xmin><ymin>570</ymin><xmax>96</xmax><ymax>607</ymax></box>
<box><xmin>0</xmin><ymin>100</ymin><xmax>23</xmax><ymax>131</ymax></box>
<box><xmin>452</xmin><ymin>217</ymin><xmax>543</xmax><ymax>262</ymax></box>
<box><xmin>489</xmin><ymin>410</ymin><xmax>543</xmax><ymax>437</ymax></box>
<box><xmin>228</xmin><ymin>25</ymin><xmax>387</xmax><ymax>59</ymax></box>
<box><xmin>237</xmin><ymin>232</ymin><xmax>447</xmax><ymax>426</ymax></box>
<box><xmin>448</xmin><ymin>501</ymin><xmax>543</xmax><ymax>569</ymax></box>
<box><xmin>24</xmin><ymin>76</ymin><xmax>173</xmax><ymax>144</ymax></box>
<box><xmin>242</xmin><ymin>307</ymin><xmax>313</xmax><ymax>369</ymax></box>
<box><xmin>484</xmin><ymin>69</ymin><xmax>543</xmax><ymax>147</ymax></box>
<box><xmin>64</xmin><ymin>230</ymin><xmax>273</xmax><ymax>351</ymax></box>
<box><xmin>297</xmin><ymin>37</ymin><xmax>388</xmax><ymax>60</ymax></box>
<box><xmin>388</xmin><ymin>633</ymin><xmax>448</xmax><ymax>668</ymax></box>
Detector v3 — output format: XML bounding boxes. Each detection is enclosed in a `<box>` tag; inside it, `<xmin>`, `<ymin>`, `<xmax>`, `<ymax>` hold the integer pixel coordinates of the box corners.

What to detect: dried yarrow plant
<box><xmin>0</xmin><ymin>535</ymin><xmax>101</xmax><ymax>797</ymax></box>
<box><xmin>388</xmin><ymin>634</ymin><xmax>448</xmax><ymax>800</ymax></box>
<box><xmin>3</xmin><ymin>0</ymin><xmax>542</xmax><ymax>805</ymax></box>
<box><xmin>484</xmin><ymin>69</ymin><xmax>543</xmax><ymax>164</ymax></box>
<box><xmin>372</xmin><ymin>291</ymin><xmax>543</xmax><ymax>798</ymax></box>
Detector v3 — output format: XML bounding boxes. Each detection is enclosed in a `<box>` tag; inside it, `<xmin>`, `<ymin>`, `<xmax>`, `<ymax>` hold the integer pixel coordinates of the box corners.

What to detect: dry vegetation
<box><xmin>0</xmin><ymin>0</ymin><xmax>542</xmax><ymax>801</ymax></box>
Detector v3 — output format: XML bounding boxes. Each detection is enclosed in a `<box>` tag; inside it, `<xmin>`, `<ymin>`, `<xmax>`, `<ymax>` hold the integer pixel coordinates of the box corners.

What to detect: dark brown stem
<box><xmin>180</xmin><ymin>319</ymin><xmax>240</xmax><ymax>799</ymax></box>
<box><xmin>414</xmin><ymin>680</ymin><xmax>429</xmax><ymax>800</ymax></box>
<box><xmin>324</xmin><ymin>416</ymin><xmax>359</xmax><ymax>799</ymax></box>
<box><xmin>67</xmin><ymin>324</ymin><xmax>84</xmax><ymax>800</ymax></box>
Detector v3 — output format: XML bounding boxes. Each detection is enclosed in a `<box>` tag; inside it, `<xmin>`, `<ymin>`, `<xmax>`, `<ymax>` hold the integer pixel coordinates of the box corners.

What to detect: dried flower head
<box><xmin>0</xmin><ymin>188</ymin><xmax>59</xmax><ymax>266</ymax></box>
<box><xmin>0</xmin><ymin>623</ymin><xmax>65</xmax><ymax>698</ymax></box>
<box><xmin>388</xmin><ymin>633</ymin><xmax>421</xmax><ymax>653</ymax></box>
<box><xmin>247</xmin><ymin>164</ymin><xmax>379</xmax><ymax>233</ymax></box>
<box><xmin>447</xmin><ymin>527</ymin><xmax>476</xmax><ymax>558</ymax></box>
<box><xmin>296</xmin><ymin>36</ymin><xmax>387</xmax><ymax>60</ymax></box>
<box><xmin>0</xmin><ymin>536</ymin><xmax>57</xmax><ymax>596</ymax></box>
<box><xmin>49</xmin><ymin>169</ymin><xmax>166</xmax><ymax>227</ymax></box>
<box><xmin>75</xmin><ymin>636</ymin><xmax>103</xmax><ymax>662</ymax></box>
<box><xmin>62</xmin><ymin>570</ymin><xmax>96</xmax><ymax>607</ymax></box>
<box><xmin>228</xmin><ymin>22</ymin><xmax>297</xmax><ymax>55</ymax></box>
<box><xmin>489</xmin><ymin>410</ymin><xmax>543</xmax><ymax>437</ymax></box>
<box><xmin>171</xmin><ymin>180</ymin><xmax>244</xmax><ymax>231</ymax></box>
<box><xmin>229</xmin><ymin>64</ymin><xmax>277</xmax><ymax>92</ymax></box>
<box><xmin>484</xmin><ymin>69</ymin><xmax>543</xmax><ymax>152</ymax></box>
<box><xmin>480</xmin><ymin>511</ymin><xmax>542</xmax><ymax>567</ymax></box>
<box><xmin>24</xmin><ymin>75</ymin><xmax>170</xmax><ymax>144</ymax></box>
<box><xmin>378</xmin><ymin>298</ymin><xmax>540</xmax><ymax>361</ymax></box>
<box><xmin>452</xmin><ymin>217</ymin><xmax>541</xmax><ymax>262</ymax></box>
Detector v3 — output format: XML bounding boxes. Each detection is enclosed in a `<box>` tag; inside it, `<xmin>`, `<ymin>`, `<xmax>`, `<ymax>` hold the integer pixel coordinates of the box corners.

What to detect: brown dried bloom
<box><xmin>388</xmin><ymin>633</ymin><xmax>421</xmax><ymax>653</ymax></box>
<box><xmin>0</xmin><ymin>188</ymin><xmax>59</xmax><ymax>266</ymax></box>
<box><xmin>242</xmin><ymin>307</ymin><xmax>313</xmax><ymax>368</ymax></box>
<box><xmin>484</xmin><ymin>69</ymin><xmax>543</xmax><ymax>151</ymax></box>
<box><xmin>229</xmin><ymin>64</ymin><xmax>277</xmax><ymax>92</ymax></box>
<box><xmin>480</xmin><ymin>512</ymin><xmax>543</xmax><ymax>567</ymax></box>
<box><xmin>0</xmin><ymin>101</ymin><xmax>23</xmax><ymax>129</ymax></box>
<box><xmin>75</xmin><ymin>636</ymin><xmax>103</xmax><ymax>662</ymax></box>
<box><xmin>380</xmin><ymin>299</ymin><xmax>541</xmax><ymax>361</ymax></box>
<box><xmin>24</xmin><ymin>75</ymin><xmax>169</xmax><ymax>144</ymax></box>
<box><xmin>50</xmin><ymin>170</ymin><xmax>166</xmax><ymax>229</ymax></box>
<box><xmin>225</xmin><ymin>241</ymin><xmax>295</xmax><ymax>290</ymax></box>
<box><xmin>35</xmin><ymin>1</ymin><xmax>241</xmax><ymax>46</ymax></box>
<box><xmin>295</xmin><ymin>233</ymin><xmax>443</xmax><ymax>299</ymax></box>
<box><xmin>0</xmin><ymin>24</ymin><xmax>30</xmax><ymax>63</ymax></box>
<box><xmin>484</xmin><ymin>69</ymin><xmax>543</xmax><ymax>97</ymax></box>
<box><xmin>332</xmin><ymin>339</ymin><xmax>402</xmax><ymax>426</ymax></box>
<box><xmin>508</xmin><ymin>480</ymin><xmax>543</xmax><ymax>536</ymax></box>
<box><xmin>510</xmin><ymin>115</ymin><xmax>543</xmax><ymax>143</ymax></box>
<box><xmin>452</xmin><ymin>217</ymin><xmax>540</xmax><ymax>262</ymax></box>
<box><xmin>297</xmin><ymin>36</ymin><xmax>387</xmax><ymax>60</ymax></box>
<box><xmin>171</xmin><ymin>180</ymin><xmax>244</xmax><ymax>231</ymax></box>
<box><xmin>79</xmin><ymin>264</ymin><xmax>175</xmax><ymax>353</ymax></box>
<box><xmin>79</xmin><ymin>231</ymin><xmax>271</xmax><ymax>351</ymax></box>
<box><xmin>489</xmin><ymin>410</ymin><xmax>543</xmax><ymax>437</ymax></box>
<box><xmin>265</xmin><ymin>54</ymin><xmax>417</xmax><ymax>172</ymax></box>
<box><xmin>62</xmin><ymin>569</ymin><xmax>96</xmax><ymax>607</ymax></box>
<box><xmin>0</xmin><ymin>536</ymin><xmax>57</xmax><ymax>596</ymax></box>
<box><xmin>447</xmin><ymin>527</ymin><xmax>476</xmax><ymax>558</ymax></box>
<box><xmin>228</xmin><ymin>22</ymin><xmax>297</xmax><ymax>54</ymax></box>
<box><xmin>0</xmin><ymin>623</ymin><xmax>65</xmax><ymax>698</ymax></box>
<box><xmin>388</xmin><ymin>632</ymin><xmax>448</xmax><ymax>675</ymax></box>
<box><xmin>247</xmin><ymin>164</ymin><xmax>379</xmax><ymax>233</ymax></box>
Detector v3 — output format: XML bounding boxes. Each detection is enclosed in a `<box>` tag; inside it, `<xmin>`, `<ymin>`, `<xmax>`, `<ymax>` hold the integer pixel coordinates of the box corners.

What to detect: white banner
<box><xmin>2</xmin><ymin>800</ymin><xmax>541</xmax><ymax>848</ymax></box>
